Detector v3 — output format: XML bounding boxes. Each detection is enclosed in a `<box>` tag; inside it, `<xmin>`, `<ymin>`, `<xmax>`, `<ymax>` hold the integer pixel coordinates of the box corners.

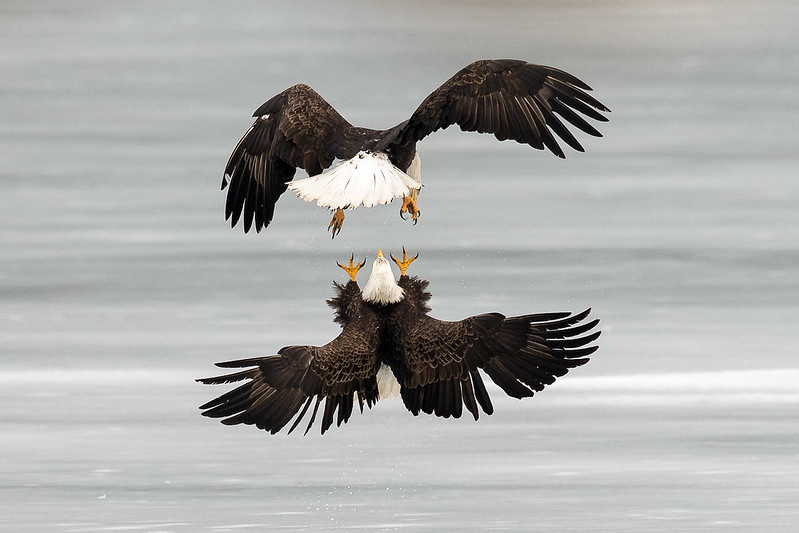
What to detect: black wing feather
<box><xmin>399</xmin><ymin>59</ymin><xmax>609</xmax><ymax>157</ymax></box>
<box><xmin>197</xmin><ymin>281</ymin><xmax>381</xmax><ymax>435</ymax></box>
<box><xmin>222</xmin><ymin>84</ymin><xmax>353</xmax><ymax>233</ymax></box>
<box><xmin>392</xmin><ymin>277</ymin><xmax>599</xmax><ymax>421</ymax></box>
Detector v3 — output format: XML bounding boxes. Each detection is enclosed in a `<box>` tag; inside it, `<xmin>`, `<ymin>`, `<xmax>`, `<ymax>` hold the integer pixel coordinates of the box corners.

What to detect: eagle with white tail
<box><xmin>222</xmin><ymin>59</ymin><xmax>610</xmax><ymax>236</ymax></box>
<box><xmin>197</xmin><ymin>249</ymin><xmax>600</xmax><ymax>435</ymax></box>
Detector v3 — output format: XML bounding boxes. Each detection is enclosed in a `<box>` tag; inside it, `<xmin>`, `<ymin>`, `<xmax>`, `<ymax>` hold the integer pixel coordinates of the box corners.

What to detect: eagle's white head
<box><xmin>361</xmin><ymin>250</ymin><xmax>404</xmax><ymax>305</ymax></box>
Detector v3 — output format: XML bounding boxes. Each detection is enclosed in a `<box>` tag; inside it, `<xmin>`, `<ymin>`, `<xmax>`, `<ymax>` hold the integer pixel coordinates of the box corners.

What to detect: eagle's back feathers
<box><xmin>199</xmin><ymin>270</ymin><xmax>600</xmax><ymax>435</ymax></box>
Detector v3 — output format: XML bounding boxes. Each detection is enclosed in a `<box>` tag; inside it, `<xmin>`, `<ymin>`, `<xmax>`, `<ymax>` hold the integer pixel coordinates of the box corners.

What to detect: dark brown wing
<box><xmin>391</xmin><ymin>277</ymin><xmax>600</xmax><ymax>420</ymax></box>
<box><xmin>399</xmin><ymin>59</ymin><xmax>610</xmax><ymax>157</ymax></box>
<box><xmin>197</xmin><ymin>282</ymin><xmax>381</xmax><ymax>435</ymax></box>
<box><xmin>222</xmin><ymin>84</ymin><xmax>356</xmax><ymax>233</ymax></box>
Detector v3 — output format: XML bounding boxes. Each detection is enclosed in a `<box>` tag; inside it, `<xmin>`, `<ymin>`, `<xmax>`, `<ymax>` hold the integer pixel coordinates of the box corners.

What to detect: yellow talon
<box><xmin>336</xmin><ymin>253</ymin><xmax>365</xmax><ymax>282</ymax></box>
<box><xmin>399</xmin><ymin>189</ymin><xmax>420</xmax><ymax>225</ymax></box>
<box><xmin>390</xmin><ymin>246</ymin><xmax>418</xmax><ymax>276</ymax></box>
<box><xmin>328</xmin><ymin>208</ymin><xmax>346</xmax><ymax>238</ymax></box>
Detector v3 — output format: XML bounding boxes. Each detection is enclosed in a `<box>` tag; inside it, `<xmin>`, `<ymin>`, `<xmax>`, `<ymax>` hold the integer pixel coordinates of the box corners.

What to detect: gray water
<box><xmin>2</xmin><ymin>1</ymin><xmax>798</xmax><ymax>531</ymax></box>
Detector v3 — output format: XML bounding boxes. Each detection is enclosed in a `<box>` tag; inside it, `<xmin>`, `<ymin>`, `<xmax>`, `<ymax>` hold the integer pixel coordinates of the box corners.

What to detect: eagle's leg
<box><xmin>336</xmin><ymin>254</ymin><xmax>365</xmax><ymax>282</ymax></box>
<box><xmin>328</xmin><ymin>208</ymin><xmax>345</xmax><ymax>238</ymax></box>
<box><xmin>399</xmin><ymin>189</ymin><xmax>421</xmax><ymax>225</ymax></box>
<box><xmin>390</xmin><ymin>246</ymin><xmax>418</xmax><ymax>276</ymax></box>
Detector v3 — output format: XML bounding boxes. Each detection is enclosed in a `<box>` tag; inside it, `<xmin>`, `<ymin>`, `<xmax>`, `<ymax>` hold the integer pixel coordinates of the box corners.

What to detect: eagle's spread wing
<box><xmin>197</xmin><ymin>281</ymin><xmax>381</xmax><ymax>434</ymax></box>
<box><xmin>399</xmin><ymin>59</ymin><xmax>610</xmax><ymax>157</ymax></box>
<box><xmin>392</xmin><ymin>277</ymin><xmax>599</xmax><ymax>420</ymax></box>
<box><xmin>222</xmin><ymin>84</ymin><xmax>354</xmax><ymax>233</ymax></box>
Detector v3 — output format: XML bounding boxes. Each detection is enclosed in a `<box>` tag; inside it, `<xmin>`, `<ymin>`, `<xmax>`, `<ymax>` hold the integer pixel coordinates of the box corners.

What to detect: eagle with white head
<box><xmin>221</xmin><ymin>59</ymin><xmax>610</xmax><ymax>236</ymax></box>
<box><xmin>198</xmin><ymin>249</ymin><xmax>600</xmax><ymax>435</ymax></box>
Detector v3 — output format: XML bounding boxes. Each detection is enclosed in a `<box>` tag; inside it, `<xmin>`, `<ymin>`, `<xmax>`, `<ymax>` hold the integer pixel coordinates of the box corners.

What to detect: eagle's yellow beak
<box><xmin>377</xmin><ymin>250</ymin><xmax>383</xmax><ymax>258</ymax></box>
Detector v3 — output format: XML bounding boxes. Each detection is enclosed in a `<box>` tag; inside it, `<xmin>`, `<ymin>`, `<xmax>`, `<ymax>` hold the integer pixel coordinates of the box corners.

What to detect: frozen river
<box><xmin>2</xmin><ymin>1</ymin><xmax>798</xmax><ymax>531</ymax></box>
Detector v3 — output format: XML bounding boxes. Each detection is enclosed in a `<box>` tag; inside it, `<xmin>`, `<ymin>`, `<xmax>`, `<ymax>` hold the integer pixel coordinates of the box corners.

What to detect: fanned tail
<box><xmin>288</xmin><ymin>151</ymin><xmax>421</xmax><ymax>210</ymax></box>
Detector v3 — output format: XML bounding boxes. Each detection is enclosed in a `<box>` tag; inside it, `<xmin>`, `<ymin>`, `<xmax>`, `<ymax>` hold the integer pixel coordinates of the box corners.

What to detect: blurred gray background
<box><xmin>1</xmin><ymin>1</ymin><xmax>797</xmax><ymax>531</ymax></box>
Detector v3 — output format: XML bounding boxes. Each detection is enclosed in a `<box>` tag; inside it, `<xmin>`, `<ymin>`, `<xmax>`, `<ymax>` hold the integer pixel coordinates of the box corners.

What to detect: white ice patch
<box><xmin>288</xmin><ymin>151</ymin><xmax>421</xmax><ymax>210</ymax></box>
<box><xmin>529</xmin><ymin>368</ymin><xmax>799</xmax><ymax>407</ymax></box>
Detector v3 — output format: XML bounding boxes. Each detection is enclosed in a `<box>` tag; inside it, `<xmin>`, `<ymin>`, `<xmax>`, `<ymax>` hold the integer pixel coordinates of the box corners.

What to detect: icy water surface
<box><xmin>2</xmin><ymin>1</ymin><xmax>798</xmax><ymax>531</ymax></box>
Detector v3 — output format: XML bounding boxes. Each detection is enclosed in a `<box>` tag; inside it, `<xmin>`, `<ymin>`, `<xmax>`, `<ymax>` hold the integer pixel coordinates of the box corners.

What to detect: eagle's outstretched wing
<box><xmin>197</xmin><ymin>281</ymin><xmax>381</xmax><ymax>434</ymax></box>
<box><xmin>392</xmin><ymin>277</ymin><xmax>599</xmax><ymax>420</ymax></box>
<box><xmin>399</xmin><ymin>59</ymin><xmax>610</xmax><ymax>157</ymax></box>
<box><xmin>222</xmin><ymin>84</ymin><xmax>355</xmax><ymax>233</ymax></box>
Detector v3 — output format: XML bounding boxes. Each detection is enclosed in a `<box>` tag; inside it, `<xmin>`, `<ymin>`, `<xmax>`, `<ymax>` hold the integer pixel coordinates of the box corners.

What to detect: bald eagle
<box><xmin>197</xmin><ymin>249</ymin><xmax>600</xmax><ymax>435</ymax></box>
<box><xmin>222</xmin><ymin>59</ymin><xmax>610</xmax><ymax>236</ymax></box>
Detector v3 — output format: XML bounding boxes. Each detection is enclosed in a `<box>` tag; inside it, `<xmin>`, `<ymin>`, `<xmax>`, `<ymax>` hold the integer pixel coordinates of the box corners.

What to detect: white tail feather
<box><xmin>288</xmin><ymin>151</ymin><xmax>421</xmax><ymax>210</ymax></box>
<box><xmin>377</xmin><ymin>364</ymin><xmax>401</xmax><ymax>399</ymax></box>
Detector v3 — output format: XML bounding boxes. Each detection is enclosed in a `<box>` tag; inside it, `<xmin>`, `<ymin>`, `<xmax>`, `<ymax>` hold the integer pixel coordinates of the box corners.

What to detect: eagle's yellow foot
<box><xmin>328</xmin><ymin>208</ymin><xmax>345</xmax><ymax>238</ymax></box>
<box><xmin>399</xmin><ymin>191</ymin><xmax>420</xmax><ymax>225</ymax></box>
<box><xmin>336</xmin><ymin>254</ymin><xmax>365</xmax><ymax>282</ymax></box>
<box><xmin>390</xmin><ymin>246</ymin><xmax>419</xmax><ymax>276</ymax></box>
